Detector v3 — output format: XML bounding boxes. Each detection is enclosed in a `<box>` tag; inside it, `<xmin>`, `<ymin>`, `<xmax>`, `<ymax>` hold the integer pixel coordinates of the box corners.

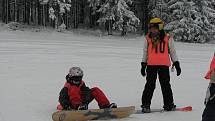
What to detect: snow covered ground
<box><xmin>0</xmin><ymin>29</ymin><xmax>214</xmax><ymax>121</ymax></box>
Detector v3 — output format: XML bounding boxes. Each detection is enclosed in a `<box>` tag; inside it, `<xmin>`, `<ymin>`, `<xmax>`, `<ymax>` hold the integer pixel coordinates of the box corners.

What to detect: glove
<box><xmin>78</xmin><ymin>104</ymin><xmax>88</xmax><ymax>110</ymax></box>
<box><xmin>173</xmin><ymin>61</ymin><xmax>181</xmax><ymax>76</ymax></box>
<box><xmin>62</xmin><ymin>104</ymin><xmax>71</xmax><ymax>110</ymax></box>
<box><xmin>141</xmin><ymin>62</ymin><xmax>147</xmax><ymax>77</ymax></box>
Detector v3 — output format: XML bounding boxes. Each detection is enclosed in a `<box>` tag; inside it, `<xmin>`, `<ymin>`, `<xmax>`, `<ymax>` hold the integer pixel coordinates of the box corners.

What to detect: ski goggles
<box><xmin>67</xmin><ymin>76</ymin><xmax>82</xmax><ymax>83</ymax></box>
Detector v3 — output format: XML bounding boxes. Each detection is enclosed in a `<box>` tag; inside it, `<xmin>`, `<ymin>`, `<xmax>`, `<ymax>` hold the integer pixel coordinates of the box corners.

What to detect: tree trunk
<box><xmin>55</xmin><ymin>13</ymin><xmax>58</xmax><ymax>29</ymax></box>
<box><xmin>107</xmin><ymin>20</ymin><xmax>112</xmax><ymax>35</ymax></box>
<box><xmin>27</xmin><ymin>1</ymin><xmax>30</xmax><ymax>24</ymax></box>
<box><xmin>142</xmin><ymin>0</ymin><xmax>150</xmax><ymax>34</ymax></box>
<box><xmin>2</xmin><ymin>0</ymin><xmax>5</xmax><ymax>22</ymax></box>
<box><xmin>29</xmin><ymin>1</ymin><xmax>31</xmax><ymax>24</ymax></box>
<box><xmin>4</xmin><ymin>0</ymin><xmax>9</xmax><ymax>23</ymax></box>
<box><xmin>121</xmin><ymin>21</ymin><xmax>127</xmax><ymax>36</ymax></box>
<box><xmin>42</xmin><ymin>4</ymin><xmax>45</xmax><ymax>26</ymax></box>
<box><xmin>14</xmin><ymin>0</ymin><xmax>16</xmax><ymax>22</ymax></box>
<box><xmin>35</xmin><ymin>1</ymin><xmax>39</xmax><ymax>25</ymax></box>
<box><xmin>74</xmin><ymin>0</ymin><xmax>78</xmax><ymax>28</ymax></box>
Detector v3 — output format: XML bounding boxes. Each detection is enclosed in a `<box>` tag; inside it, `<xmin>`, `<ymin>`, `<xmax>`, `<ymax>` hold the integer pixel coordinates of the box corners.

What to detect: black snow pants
<box><xmin>141</xmin><ymin>65</ymin><xmax>174</xmax><ymax>107</ymax></box>
<box><xmin>202</xmin><ymin>83</ymin><xmax>215</xmax><ymax>121</ymax></box>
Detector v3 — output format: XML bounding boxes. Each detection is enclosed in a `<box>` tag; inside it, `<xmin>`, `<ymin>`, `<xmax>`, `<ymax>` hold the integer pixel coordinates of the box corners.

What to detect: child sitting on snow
<box><xmin>202</xmin><ymin>53</ymin><xmax>215</xmax><ymax>121</ymax></box>
<box><xmin>57</xmin><ymin>67</ymin><xmax>117</xmax><ymax>110</ymax></box>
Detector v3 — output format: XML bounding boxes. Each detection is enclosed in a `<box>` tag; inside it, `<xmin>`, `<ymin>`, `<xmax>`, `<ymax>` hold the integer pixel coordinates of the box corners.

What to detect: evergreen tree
<box><xmin>90</xmin><ymin>0</ymin><xmax>140</xmax><ymax>35</ymax></box>
<box><xmin>149</xmin><ymin>0</ymin><xmax>171</xmax><ymax>24</ymax></box>
<box><xmin>140</xmin><ymin>0</ymin><xmax>150</xmax><ymax>34</ymax></box>
<box><xmin>112</xmin><ymin>0</ymin><xmax>140</xmax><ymax>35</ymax></box>
<box><xmin>193</xmin><ymin>0</ymin><xmax>215</xmax><ymax>42</ymax></box>
<box><xmin>165</xmin><ymin>0</ymin><xmax>200</xmax><ymax>42</ymax></box>
<box><xmin>88</xmin><ymin>0</ymin><xmax>103</xmax><ymax>11</ymax></box>
<box><xmin>48</xmin><ymin>0</ymin><xmax>71</xmax><ymax>29</ymax></box>
<box><xmin>96</xmin><ymin>0</ymin><xmax>115</xmax><ymax>34</ymax></box>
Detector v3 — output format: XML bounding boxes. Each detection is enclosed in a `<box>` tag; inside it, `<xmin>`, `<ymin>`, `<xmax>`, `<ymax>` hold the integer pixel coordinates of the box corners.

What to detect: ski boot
<box><xmin>108</xmin><ymin>103</ymin><xmax>117</xmax><ymax>108</ymax></box>
<box><xmin>101</xmin><ymin>103</ymin><xmax>117</xmax><ymax>109</ymax></box>
<box><xmin>163</xmin><ymin>103</ymin><xmax>176</xmax><ymax>111</ymax></box>
<box><xmin>141</xmin><ymin>105</ymin><xmax>151</xmax><ymax>113</ymax></box>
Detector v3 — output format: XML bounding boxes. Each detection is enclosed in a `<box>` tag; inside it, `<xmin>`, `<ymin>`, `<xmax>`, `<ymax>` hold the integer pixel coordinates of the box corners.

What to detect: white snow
<box><xmin>0</xmin><ymin>29</ymin><xmax>214</xmax><ymax>121</ymax></box>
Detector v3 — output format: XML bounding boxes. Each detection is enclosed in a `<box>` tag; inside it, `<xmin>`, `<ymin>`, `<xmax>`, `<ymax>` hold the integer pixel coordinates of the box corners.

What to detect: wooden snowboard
<box><xmin>52</xmin><ymin>106</ymin><xmax>135</xmax><ymax>121</ymax></box>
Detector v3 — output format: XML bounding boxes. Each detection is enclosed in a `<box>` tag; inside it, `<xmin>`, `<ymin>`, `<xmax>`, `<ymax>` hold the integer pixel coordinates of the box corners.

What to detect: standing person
<box><xmin>140</xmin><ymin>18</ymin><xmax>181</xmax><ymax>113</ymax></box>
<box><xmin>202</xmin><ymin>53</ymin><xmax>215</xmax><ymax>121</ymax></box>
<box><xmin>57</xmin><ymin>67</ymin><xmax>117</xmax><ymax>110</ymax></box>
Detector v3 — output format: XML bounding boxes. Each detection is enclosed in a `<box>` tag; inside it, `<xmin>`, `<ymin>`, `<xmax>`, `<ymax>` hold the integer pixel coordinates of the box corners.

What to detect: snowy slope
<box><xmin>0</xmin><ymin>30</ymin><xmax>214</xmax><ymax>121</ymax></box>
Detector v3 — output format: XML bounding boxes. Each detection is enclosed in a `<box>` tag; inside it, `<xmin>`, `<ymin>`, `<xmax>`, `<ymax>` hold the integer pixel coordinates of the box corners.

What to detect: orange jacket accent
<box><xmin>205</xmin><ymin>55</ymin><xmax>215</xmax><ymax>79</ymax></box>
<box><xmin>146</xmin><ymin>34</ymin><xmax>171</xmax><ymax>66</ymax></box>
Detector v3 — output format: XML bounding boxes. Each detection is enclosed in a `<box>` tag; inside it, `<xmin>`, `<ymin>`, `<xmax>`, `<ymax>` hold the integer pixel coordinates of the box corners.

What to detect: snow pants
<box><xmin>202</xmin><ymin>83</ymin><xmax>215</xmax><ymax>121</ymax></box>
<box><xmin>141</xmin><ymin>65</ymin><xmax>174</xmax><ymax>107</ymax></box>
<box><xmin>89</xmin><ymin>87</ymin><xmax>110</xmax><ymax>108</ymax></box>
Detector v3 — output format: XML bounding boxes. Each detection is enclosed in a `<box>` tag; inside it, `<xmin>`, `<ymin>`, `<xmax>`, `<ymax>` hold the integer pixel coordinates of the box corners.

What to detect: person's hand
<box><xmin>173</xmin><ymin>61</ymin><xmax>181</xmax><ymax>76</ymax></box>
<box><xmin>62</xmin><ymin>104</ymin><xmax>71</xmax><ymax>110</ymax></box>
<box><xmin>78</xmin><ymin>104</ymin><xmax>88</xmax><ymax>110</ymax></box>
<box><xmin>141</xmin><ymin>62</ymin><xmax>147</xmax><ymax>77</ymax></box>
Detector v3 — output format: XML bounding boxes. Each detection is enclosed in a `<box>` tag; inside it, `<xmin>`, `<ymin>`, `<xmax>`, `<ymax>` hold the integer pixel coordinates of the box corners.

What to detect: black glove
<box><xmin>62</xmin><ymin>103</ymin><xmax>71</xmax><ymax>110</ymax></box>
<box><xmin>141</xmin><ymin>62</ymin><xmax>147</xmax><ymax>77</ymax></box>
<box><xmin>173</xmin><ymin>61</ymin><xmax>181</xmax><ymax>76</ymax></box>
<box><xmin>78</xmin><ymin>104</ymin><xmax>88</xmax><ymax>110</ymax></box>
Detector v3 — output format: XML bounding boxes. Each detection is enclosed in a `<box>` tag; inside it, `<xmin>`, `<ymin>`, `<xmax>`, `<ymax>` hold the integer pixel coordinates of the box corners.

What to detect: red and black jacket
<box><xmin>59</xmin><ymin>80</ymin><xmax>91</xmax><ymax>110</ymax></box>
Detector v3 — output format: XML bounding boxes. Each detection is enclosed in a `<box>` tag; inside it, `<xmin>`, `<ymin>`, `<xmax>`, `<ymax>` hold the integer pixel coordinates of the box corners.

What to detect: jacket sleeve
<box><xmin>142</xmin><ymin>36</ymin><xmax>148</xmax><ymax>63</ymax></box>
<box><xmin>59</xmin><ymin>87</ymin><xmax>71</xmax><ymax>109</ymax></box>
<box><xmin>80</xmin><ymin>83</ymin><xmax>91</xmax><ymax>104</ymax></box>
<box><xmin>168</xmin><ymin>36</ymin><xmax>179</xmax><ymax>62</ymax></box>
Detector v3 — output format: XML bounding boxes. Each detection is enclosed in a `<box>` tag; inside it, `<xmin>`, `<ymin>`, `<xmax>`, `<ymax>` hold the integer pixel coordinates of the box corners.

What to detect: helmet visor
<box><xmin>148</xmin><ymin>23</ymin><xmax>160</xmax><ymax>30</ymax></box>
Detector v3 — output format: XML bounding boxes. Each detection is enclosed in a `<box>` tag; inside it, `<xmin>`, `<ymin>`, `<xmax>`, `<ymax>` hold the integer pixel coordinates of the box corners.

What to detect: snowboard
<box><xmin>135</xmin><ymin>106</ymin><xmax>192</xmax><ymax>114</ymax></box>
<box><xmin>52</xmin><ymin>106</ymin><xmax>135</xmax><ymax>121</ymax></box>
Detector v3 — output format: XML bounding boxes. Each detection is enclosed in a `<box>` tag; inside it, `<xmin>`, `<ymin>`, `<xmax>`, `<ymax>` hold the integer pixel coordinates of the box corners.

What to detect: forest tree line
<box><xmin>1</xmin><ymin>0</ymin><xmax>215</xmax><ymax>42</ymax></box>
<box><xmin>0</xmin><ymin>0</ymin><xmax>149</xmax><ymax>35</ymax></box>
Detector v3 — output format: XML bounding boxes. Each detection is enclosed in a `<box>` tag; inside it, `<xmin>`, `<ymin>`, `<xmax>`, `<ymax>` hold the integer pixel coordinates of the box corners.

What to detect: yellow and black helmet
<box><xmin>149</xmin><ymin>18</ymin><xmax>164</xmax><ymax>30</ymax></box>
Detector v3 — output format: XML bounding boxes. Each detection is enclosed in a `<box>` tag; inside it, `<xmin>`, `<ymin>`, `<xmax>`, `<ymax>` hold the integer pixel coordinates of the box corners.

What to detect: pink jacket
<box><xmin>205</xmin><ymin>54</ymin><xmax>215</xmax><ymax>80</ymax></box>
